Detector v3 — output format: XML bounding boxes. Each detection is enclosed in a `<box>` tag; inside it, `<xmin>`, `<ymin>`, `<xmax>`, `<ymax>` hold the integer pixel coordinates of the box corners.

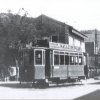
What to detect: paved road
<box><xmin>75</xmin><ymin>89</ymin><xmax>100</xmax><ymax>100</ymax></box>
<box><xmin>75</xmin><ymin>81</ymin><xmax>100</xmax><ymax>100</ymax></box>
<box><xmin>0</xmin><ymin>79</ymin><xmax>100</xmax><ymax>99</ymax></box>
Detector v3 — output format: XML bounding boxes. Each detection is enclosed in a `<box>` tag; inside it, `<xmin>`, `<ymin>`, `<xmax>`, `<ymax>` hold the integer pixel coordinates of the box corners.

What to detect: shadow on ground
<box><xmin>89</xmin><ymin>81</ymin><xmax>100</xmax><ymax>85</ymax></box>
<box><xmin>0</xmin><ymin>83</ymin><xmax>32</xmax><ymax>89</ymax></box>
<box><xmin>0</xmin><ymin>82</ymin><xmax>84</xmax><ymax>89</ymax></box>
<box><xmin>74</xmin><ymin>89</ymin><xmax>100</xmax><ymax>100</ymax></box>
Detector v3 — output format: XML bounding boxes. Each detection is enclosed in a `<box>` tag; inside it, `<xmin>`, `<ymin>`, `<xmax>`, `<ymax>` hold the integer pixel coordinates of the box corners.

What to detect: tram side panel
<box><xmin>50</xmin><ymin>50</ymin><xmax>68</xmax><ymax>80</ymax></box>
<box><xmin>50</xmin><ymin>50</ymin><xmax>85</xmax><ymax>81</ymax></box>
<box><xmin>68</xmin><ymin>54</ymin><xmax>85</xmax><ymax>79</ymax></box>
<box><xmin>68</xmin><ymin>65</ymin><xmax>84</xmax><ymax>78</ymax></box>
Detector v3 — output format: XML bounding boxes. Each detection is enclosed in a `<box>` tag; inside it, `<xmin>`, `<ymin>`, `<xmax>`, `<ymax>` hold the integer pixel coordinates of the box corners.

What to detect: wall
<box><xmin>85</xmin><ymin>42</ymin><xmax>95</xmax><ymax>56</ymax></box>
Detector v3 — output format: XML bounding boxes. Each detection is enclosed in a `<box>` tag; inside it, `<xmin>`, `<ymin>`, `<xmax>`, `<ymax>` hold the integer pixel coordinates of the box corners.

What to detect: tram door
<box><xmin>84</xmin><ymin>53</ymin><xmax>89</xmax><ymax>78</ymax></box>
<box><xmin>19</xmin><ymin>49</ymin><xmax>34</xmax><ymax>82</ymax></box>
<box><xmin>45</xmin><ymin>49</ymin><xmax>51</xmax><ymax>79</ymax></box>
<box><xmin>34</xmin><ymin>49</ymin><xmax>45</xmax><ymax>80</ymax></box>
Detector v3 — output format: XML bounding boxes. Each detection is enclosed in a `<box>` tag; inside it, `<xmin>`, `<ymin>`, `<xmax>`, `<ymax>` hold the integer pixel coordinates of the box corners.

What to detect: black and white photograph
<box><xmin>0</xmin><ymin>0</ymin><xmax>100</xmax><ymax>99</ymax></box>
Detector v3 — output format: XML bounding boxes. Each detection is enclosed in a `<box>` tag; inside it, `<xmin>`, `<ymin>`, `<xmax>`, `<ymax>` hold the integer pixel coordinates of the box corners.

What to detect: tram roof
<box><xmin>20</xmin><ymin>46</ymin><xmax>49</xmax><ymax>50</ymax></box>
<box><xmin>20</xmin><ymin>46</ymin><xmax>83</xmax><ymax>53</ymax></box>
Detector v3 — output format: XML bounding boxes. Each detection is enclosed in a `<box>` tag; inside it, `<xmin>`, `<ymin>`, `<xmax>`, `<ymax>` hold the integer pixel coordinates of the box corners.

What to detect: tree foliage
<box><xmin>0</xmin><ymin>13</ymin><xmax>69</xmax><ymax>79</ymax></box>
<box><xmin>0</xmin><ymin>12</ymin><xmax>37</xmax><ymax>79</ymax></box>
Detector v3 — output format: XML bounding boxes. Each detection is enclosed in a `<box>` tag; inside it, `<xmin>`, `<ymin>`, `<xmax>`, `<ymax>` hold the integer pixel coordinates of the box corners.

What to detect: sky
<box><xmin>0</xmin><ymin>0</ymin><xmax>100</xmax><ymax>30</ymax></box>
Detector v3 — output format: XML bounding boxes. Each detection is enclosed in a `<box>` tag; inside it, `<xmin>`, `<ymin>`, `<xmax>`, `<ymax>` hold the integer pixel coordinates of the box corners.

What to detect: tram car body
<box><xmin>18</xmin><ymin>41</ymin><xmax>88</xmax><ymax>84</ymax></box>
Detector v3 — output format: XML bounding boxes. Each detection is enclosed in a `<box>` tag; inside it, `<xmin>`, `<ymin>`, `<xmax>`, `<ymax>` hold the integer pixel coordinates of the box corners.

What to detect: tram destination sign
<box><xmin>49</xmin><ymin>42</ymin><xmax>82</xmax><ymax>52</ymax></box>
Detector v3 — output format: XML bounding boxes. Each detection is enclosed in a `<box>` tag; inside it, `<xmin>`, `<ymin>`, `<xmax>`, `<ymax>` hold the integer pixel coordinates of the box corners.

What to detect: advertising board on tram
<box><xmin>49</xmin><ymin>42</ymin><xmax>82</xmax><ymax>52</ymax></box>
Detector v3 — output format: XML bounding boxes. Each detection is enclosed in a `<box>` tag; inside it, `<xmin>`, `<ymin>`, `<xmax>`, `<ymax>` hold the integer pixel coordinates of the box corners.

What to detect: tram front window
<box><xmin>35</xmin><ymin>50</ymin><xmax>42</xmax><ymax>65</ymax></box>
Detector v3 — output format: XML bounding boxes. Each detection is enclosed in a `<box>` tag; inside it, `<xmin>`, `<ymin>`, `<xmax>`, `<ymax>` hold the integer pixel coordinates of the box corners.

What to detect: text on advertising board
<box><xmin>49</xmin><ymin>42</ymin><xmax>82</xmax><ymax>52</ymax></box>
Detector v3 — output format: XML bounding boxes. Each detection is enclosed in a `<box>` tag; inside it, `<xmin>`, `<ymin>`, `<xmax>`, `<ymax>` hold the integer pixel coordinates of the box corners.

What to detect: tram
<box><xmin>18</xmin><ymin>41</ymin><xmax>88</xmax><ymax>86</ymax></box>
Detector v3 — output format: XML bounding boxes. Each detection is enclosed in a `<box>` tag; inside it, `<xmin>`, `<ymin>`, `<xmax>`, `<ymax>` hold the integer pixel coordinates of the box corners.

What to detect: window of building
<box><xmin>81</xmin><ymin>42</ymin><xmax>85</xmax><ymax>52</ymax></box>
<box><xmin>51</xmin><ymin>35</ymin><xmax>58</xmax><ymax>42</ymax></box>
<box><xmin>74</xmin><ymin>39</ymin><xmax>80</xmax><ymax>47</ymax></box>
<box><xmin>69</xmin><ymin>36</ymin><xmax>74</xmax><ymax>45</ymax></box>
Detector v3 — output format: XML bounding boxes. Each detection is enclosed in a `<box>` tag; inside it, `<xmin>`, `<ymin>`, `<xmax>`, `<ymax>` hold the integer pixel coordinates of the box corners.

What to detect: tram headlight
<box><xmin>45</xmin><ymin>79</ymin><xmax>48</xmax><ymax>83</ymax></box>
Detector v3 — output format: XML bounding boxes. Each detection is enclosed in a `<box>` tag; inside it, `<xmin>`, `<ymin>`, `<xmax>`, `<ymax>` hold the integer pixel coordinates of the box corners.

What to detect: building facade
<box><xmin>82</xmin><ymin>30</ymin><xmax>100</xmax><ymax>77</ymax></box>
<box><xmin>34</xmin><ymin>15</ymin><xmax>87</xmax><ymax>53</ymax></box>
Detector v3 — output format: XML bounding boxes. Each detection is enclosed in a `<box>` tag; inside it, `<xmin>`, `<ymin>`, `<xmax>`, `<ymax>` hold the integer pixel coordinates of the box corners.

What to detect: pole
<box><xmin>95</xmin><ymin>29</ymin><xmax>97</xmax><ymax>75</ymax></box>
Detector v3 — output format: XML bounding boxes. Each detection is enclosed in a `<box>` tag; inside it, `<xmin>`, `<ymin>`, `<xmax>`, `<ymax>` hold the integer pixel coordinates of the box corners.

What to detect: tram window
<box><xmin>75</xmin><ymin>56</ymin><xmax>78</xmax><ymax>65</ymax></box>
<box><xmin>60</xmin><ymin>55</ymin><xmax>64</xmax><ymax>65</ymax></box>
<box><xmin>35</xmin><ymin>50</ymin><xmax>42</xmax><ymax>65</ymax></box>
<box><xmin>65</xmin><ymin>55</ymin><xmax>69</xmax><ymax>65</ymax></box>
<box><xmin>79</xmin><ymin>56</ymin><xmax>82</xmax><ymax>65</ymax></box>
<box><xmin>54</xmin><ymin>54</ymin><xmax>59</xmax><ymax>65</ymax></box>
<box><xmin>70</xmin><ymin>56</ymin><xmax>74</xmax><ymax>65</ymax></box>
